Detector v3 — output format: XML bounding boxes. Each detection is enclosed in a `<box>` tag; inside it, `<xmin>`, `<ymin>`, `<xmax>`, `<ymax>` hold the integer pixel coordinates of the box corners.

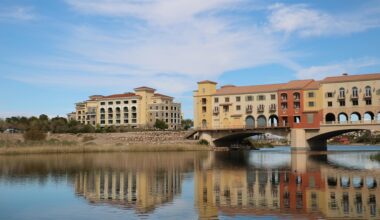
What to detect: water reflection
<box><xmin>1</xmin><ymin>149</ymin><xmax>380</xmax><ymax>219</ymax></box>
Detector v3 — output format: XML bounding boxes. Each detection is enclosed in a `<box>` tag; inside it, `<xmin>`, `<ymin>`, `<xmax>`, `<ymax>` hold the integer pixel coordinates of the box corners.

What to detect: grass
<box><xmin>0</xmin><ymin>142</ymin><xmax>210</xmax><ymax>155</ymax></box>
<box><xmin>370</xmin><ymin>153</ymin><xmax>380</xmax><ymax>161</ymax></box>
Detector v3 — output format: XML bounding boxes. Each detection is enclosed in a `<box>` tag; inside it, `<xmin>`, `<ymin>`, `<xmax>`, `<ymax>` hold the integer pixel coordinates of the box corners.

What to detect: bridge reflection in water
<box><xmin>1</xmin><ymin>150</ymin><xmax>380</xmax><ymax>219</ymax></box>
<box><xmin>195</xmin><ymin>151</ymin><xmax>380</xmax><ymax>219</ymax></box>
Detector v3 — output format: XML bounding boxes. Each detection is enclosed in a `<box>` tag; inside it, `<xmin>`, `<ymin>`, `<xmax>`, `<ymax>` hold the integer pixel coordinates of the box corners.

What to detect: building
<box><xmin>71</xmin><ymin>87</ymin><xmax>182</xmax><ymax>129</ymax></box>
<box><xmin>194</xmin><ymin>73</ymin><xmax>380</xmax><ymax>130</ymax></box>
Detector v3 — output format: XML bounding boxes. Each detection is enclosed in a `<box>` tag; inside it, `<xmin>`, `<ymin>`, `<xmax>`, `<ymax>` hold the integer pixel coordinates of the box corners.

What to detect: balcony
<box><xmin>257</xmin><ymin>106</ymin><xmax>264</xmax><ymax>113</ymax></box>
<box><xmin>281</xmin><ymin>98</ymin><xmax>287</xmax><ymax>103</ymax></box>
<box><xmin>337</xmin><ymin>95</ymin><xmax>345</xmax><ymax>100</ymax></box>
<box><xmin>364</xmin><ymin>93</ymin><xmax>372</xmax><ymax>99</ymax></box>
<box><xmin>350</xmin><ymin>94</ymin><xmax>359</xmax><ymax>100</ymax></box>
<box><xmin>213</xmin><ymin>109</ymin><xmax>219</xmax><ymax>115</ymax></box>
<box><xmin>269</xmin><ymin>105</ymin><xmax>276</xmax><ymax>112</ymax></box>
<box><xmin>246</xmin><ymin>107</ymin><xmax>252</xmax><ymax>113</ymax></box>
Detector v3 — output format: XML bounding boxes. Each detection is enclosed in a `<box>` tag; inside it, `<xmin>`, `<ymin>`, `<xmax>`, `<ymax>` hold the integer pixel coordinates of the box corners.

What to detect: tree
<box><xmin>181</xmin><ymin>119</ymin><xmax>193</xmax><ymax>130</ymax></box>
<box><xmin>154</xmin><ymin>119</ymin><xmax>168</xmax><ymax>130</ymax></box>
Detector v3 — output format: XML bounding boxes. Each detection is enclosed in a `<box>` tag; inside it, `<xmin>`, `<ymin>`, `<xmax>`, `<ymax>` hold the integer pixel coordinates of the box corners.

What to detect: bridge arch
<box><xmin>307</xmin><ymin>128</ymin><xmax>374</xmax><ymax>151</ymax></box>
<box><xmin>268</xmin><ymin>115</ymin><xmax>279</xmax><ymax>127</ymax></box>
<box><xmin>325</xmin><ymin>113</ymin><xmax>336</xmax><ymax>124</ymax></box>
<box><xmin>364</xmin><ymin>111</ymin><xmax>375</xmax><ymax>121</ymax></box>
<box><xmin>245</xmin><ymin>116</ymin><xmax>255</xmax><ymax>128</ymax></box>
<box><xmin>350</xmin><ymin>112</ymin><xmax>361</xmax><ymax>122</ymax></box>
<box><xmin>338</xmin><ymin>112</ymin><xmax>348</xmax><ymax>123</ymax></box>
<box><xmin>257</xmin><ymin>115</ymin><xmax>267</xmax><ymax>127</ymax></box>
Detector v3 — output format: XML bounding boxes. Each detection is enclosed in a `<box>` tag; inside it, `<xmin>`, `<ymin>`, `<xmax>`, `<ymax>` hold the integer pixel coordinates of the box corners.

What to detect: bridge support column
<box><xmin>291</xmin><ymin>129</ymin><xmax>327</xmax><ymax>151</ymax></box>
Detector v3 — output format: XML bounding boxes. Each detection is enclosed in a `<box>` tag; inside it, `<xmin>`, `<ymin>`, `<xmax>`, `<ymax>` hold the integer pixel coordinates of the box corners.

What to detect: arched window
<box><xmin>293</xmin><ymin>92</ymin><xmax>300</xmax><ymax>101</ymax></box>
<box><xmin>352</xmin><ymin>87</ymin><xmax>358</xmax><ymax>97</ymax></box>
<box><xmin>202</xmin><ymin>119</ymin><xmax>207</xmax><ymax>128</ymax></box>
<box><xmin>339</xmin><ymin>88</ymin><xmax>345</xmax><ymax>98</ymax></box>
<box><xmin>100</xmin><ymin>108</ymin><xmax>105</xmax><ymax>114</ymax></box>
<box><xmin>365</xmin><ymin>86</ymin><xmax>372</xmax><ymax>97</ymax></box>
<box><xmin>245</xmin><ymin>116</ymin><xmax>255</xmax><ymax>128</ymax></box>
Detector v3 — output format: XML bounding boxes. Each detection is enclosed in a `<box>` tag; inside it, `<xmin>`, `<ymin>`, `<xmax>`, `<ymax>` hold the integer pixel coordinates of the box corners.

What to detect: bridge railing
<box><xmin>321</xmin><ymin>119</ymin><xmax>380</xmax><ymax>126</ymax></box>
<box><xmin>196</xmin><ymin>124</ymin><xmax>290</xmax><ymax>131</ymax></box>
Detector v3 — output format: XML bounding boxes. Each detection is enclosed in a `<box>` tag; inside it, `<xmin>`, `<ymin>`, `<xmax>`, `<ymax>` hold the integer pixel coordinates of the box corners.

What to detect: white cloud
<box><xmin>296</xmin><ymin>57</ymin><xmax>380</xmax><ymax>79</ymax></box>
<box><xmin>268</xmin><ymin>3</ymin><xmax>380</xmax><ymax>37</ymax></box>
<box><xmin>0</xmin><ymin>6</ymin><xmax>36</xmax><ymax>21</ymax></box>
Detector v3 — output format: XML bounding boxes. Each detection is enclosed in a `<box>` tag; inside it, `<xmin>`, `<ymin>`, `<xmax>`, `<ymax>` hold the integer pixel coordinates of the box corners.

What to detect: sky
<box><xmin>1</xmin><ymin>0</ymin><xmax>380</xmax><ymax>119</ymax></box>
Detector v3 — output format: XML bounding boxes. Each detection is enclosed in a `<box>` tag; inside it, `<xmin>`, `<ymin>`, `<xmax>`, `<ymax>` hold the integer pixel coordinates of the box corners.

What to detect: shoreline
<box><xmin>0</xmin><ymin>143</ymin><xmax>211</xmax><ymax>155</ymax></box>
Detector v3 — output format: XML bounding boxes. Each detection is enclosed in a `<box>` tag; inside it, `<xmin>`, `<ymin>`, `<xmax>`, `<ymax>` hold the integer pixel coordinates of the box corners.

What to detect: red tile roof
<box><xmin>198</xmin><ymin>80</ymin><xmax>217</xmax><ymax>84</ymax></box>
<box><xmin>321</xmin><ymin>73</ymin><xmax>380</xmax><ymax>83</ymax></box>
<box><xmin>153</xmin><ymin>93</ymin><xmax>173</xmax><ymax>99</ymax></box>
<box><xmin>215</xmin><ymin>83</ymin><xmax>285</xmax><ymax>95</ymax></box>
<box><xmin>134</xmin><ymin>86</ymin><xmax>156</xmax><ymax>91</ymax></box>
<box><xmin>103</xmin><ymin>93</ymin><xmax>140</xmax><ymax>99</ymax></box>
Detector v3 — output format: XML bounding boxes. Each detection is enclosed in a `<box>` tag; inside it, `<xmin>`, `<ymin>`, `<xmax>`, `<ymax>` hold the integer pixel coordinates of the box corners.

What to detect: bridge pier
<box><xmin>290</xmin><ymin>129</ymin><xmax>327</xmax><ymax>151</ymax></box>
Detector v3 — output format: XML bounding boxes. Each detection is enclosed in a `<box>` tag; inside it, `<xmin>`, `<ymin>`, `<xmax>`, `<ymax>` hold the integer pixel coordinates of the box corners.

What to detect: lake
<box><xmin>1</xmin><ymin>145</ymin><xmax>380</xmax><ymax>219</ymax></box>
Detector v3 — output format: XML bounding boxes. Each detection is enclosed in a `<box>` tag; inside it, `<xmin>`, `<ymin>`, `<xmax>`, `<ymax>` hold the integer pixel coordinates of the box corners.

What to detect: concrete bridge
<box><xmin>196</xmin><ymin>121</ymin><xmax>380</xmax><ymax>151</ymax></box>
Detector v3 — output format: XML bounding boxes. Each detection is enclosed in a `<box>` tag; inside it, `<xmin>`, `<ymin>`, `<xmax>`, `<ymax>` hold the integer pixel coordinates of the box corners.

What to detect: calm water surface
<box><xmin>1</xmin><ymin>145</ymin><xmax>380</xmax><ymax>220</ymax></box>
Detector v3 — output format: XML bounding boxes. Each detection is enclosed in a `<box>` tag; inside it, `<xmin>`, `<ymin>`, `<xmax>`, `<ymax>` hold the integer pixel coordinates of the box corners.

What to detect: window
<box><xmin>202</xmin><ymin>88</ymin><xmax>205</xmax><ymax>93</ymax></box>
<box><xmin>281</xmin><ymin>93</ymin><xmax>287</xmax><ymax>101</ymax></box>
<box><xmin>202</xmin><ymin>106</ymin><xmax>207</xmax><ymax>113</ymax></box>
<box><xmin>327</xmin><ymin>92</ymin><xmax>333</xmax><ymax>98</ymax></box>
<box><xmin>293</xmin><ymin>92</ymin><xmax>300</xmax><ymax>101</ymax></box>
<box><xmin>328</xmin><ymin>101</ymin><xmax>333</xmax><ymax>107</ymax></box>
<box><xmin>339</xmin><ymin>100</ymin><xmax>345</xmax><ymax>106</ymax></box>
<box><xmin>108</xmin><ymin>101</ymin><xmax>113</xmax><ymax>105</ymax></box>
<box><xmin>308</xmin><ymin>92</ymin><xmax>314</xmax><ymax>98</ymax></box>
<box><xmin>294</xmin><ymin>116</ymin><xmax>301</xmax><ymax>124</ymax></box>
<box><xmin>156</xmin><ymin>106</ymin><xmax>158</xmax><ymax>110</ymax></box>
<box><xmin>366</xmin><ymin>99</ymin><xmax>372</xmax><ymax>105</ymax></box>
<box><xmin>225</xmin><ymin>97</ymin><xmax>230</xmax><ymax>102</ymax></box>
<box><xmin>202</xmin><ymin>98</ymin><xmax>207</xmax><ymax>105</ymax></box>
<box><xmin>352</xmin><ymin>87</ymin><xmax>358</xmax><ymax>97</ymax></box>
<box><xmin>271</xmin><ymin>94</ymin><xmax>276</xmax><ymax>100</ymax></box>
<box><xmin>308</xmin><ymin>102</ymin><xmax>315</xmax><ymax>107</ymax></box>
<box><xmin>339</xmin><ymin>88</ymin><xmax>345</xmax><ymax>98</ymax></box>
<box><xmin>365</xmin><ymin>86</ymin><xmax>372</xmax><ymax>97</ymax></box>
<box><xmin>246</xmin><ymin>95</ymin><xmax>253</xmax><ymax>101</ymax></box>
<box><xmin>294</xmin><ymin>102</ymin><xmax>300</xmax><ymax>109</ymax></box>
<box><xmin>352</xmin><ymin>100</ymin><xmax>358</xmax><ymax>106</ymax></box>
<box><xmin>116</xmin><ymin>101</ymin><xmax>121</xmax><ymax>104</ymax></box>
<box><xmin>124</xmin><ymin>100</ymin><xmax>128</xmax><ymax>104</ymax></box>
<box><xmin>132</xmin><ymin>100</ymin><xmax>137</xmax><ymax>104</ymax></box>
<box><xmin>223</xmin><ymin>106</ymin><xmax>229</xmax><ymax>112</ymax></box>
<box><xmin>236</xmin><ymin>105</ymin><xmax>241</xmax><ymax>111</ymax></box>
<box><xmin>281</xmin><ymin>103</ymin><xmax>288</xmax><ymax>110</ymax></box>
<box><xmin>307</xmin><ymin>114</ymin><xmax>314</xmax><ymax>124</ymax></box>
<box><xmin>214</xmin><ymin>97</ymin><xmax>219</xmax><ymax>103</ymax></box>
<box><xmin>100</xmin><ymin>102</ymin><xmax>105</xmax><ymax>105</ymax></box>
<box><xmin>258</xmin><ymin>95</ymin><xmax>265</xmax><ymax>101</ymax></box>
<box><xmin>236</xmin><ymin>96</ymin><xmax>241</xmax><ymax>102</ymax></box>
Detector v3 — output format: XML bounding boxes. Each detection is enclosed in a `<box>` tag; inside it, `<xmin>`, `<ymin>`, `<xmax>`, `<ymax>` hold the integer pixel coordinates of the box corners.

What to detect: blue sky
<box><xmin>1</xmin><ymin>0</ymin><xmax>380</xmax><ymax>119</ymax></box>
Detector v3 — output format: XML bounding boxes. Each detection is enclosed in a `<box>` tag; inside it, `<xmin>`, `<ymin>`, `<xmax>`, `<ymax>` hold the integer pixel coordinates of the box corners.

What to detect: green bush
<box><xmin>198</xmin><ymin>139</ymin><xmax>209</xmax><ymax>145</ymax></box>
<box><xmin>23</xmin><ymin>129</ymin><xmax>47</xmax><ymax>141</ymax></box>
<box><xmin>154</xmin><ymin>119</ymin><xmax>168</xmax><ymax>130</ymax></box>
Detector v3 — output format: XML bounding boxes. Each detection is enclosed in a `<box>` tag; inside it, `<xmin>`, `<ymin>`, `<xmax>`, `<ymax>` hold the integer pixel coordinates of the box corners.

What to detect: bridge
<box><xmin>195</xmin><ymin>120</ymin><xmax>380</xmax><ymax>151</ymax></box>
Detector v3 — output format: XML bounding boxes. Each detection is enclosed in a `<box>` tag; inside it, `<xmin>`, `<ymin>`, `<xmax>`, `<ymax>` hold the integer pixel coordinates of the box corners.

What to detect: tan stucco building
<box><xmin>72</xmin><ymin>87</ymin><xmax>182</xmax><ymax>129</ymax></box>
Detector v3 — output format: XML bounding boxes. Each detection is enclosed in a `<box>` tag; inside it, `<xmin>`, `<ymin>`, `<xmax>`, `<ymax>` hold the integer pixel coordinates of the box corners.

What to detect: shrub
<box><xmin>23</xmin><ymin>129</ymin><xmax>47</xmax><ymax>141</ymax></box>
<box><xmin>198</xmin><ymin>139</ymin><xmax>209</xmax><ymax>145</ymax></box>
<box><xmin>154</xmin><ymin>119</ymin><xmax>168</xmax><ymax>130</ymax></box>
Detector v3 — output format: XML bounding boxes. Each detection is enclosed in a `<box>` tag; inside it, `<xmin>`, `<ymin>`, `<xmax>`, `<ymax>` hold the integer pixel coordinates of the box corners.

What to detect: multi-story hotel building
<box><xmin>194</xmin><ymin>73</ymin><xmax>380</xmax><ymax>130</ymax></box>
<box><xmin>71</xmin><ymin>87</ymin><xmax>182</xmax><ymax>129</ymax></box>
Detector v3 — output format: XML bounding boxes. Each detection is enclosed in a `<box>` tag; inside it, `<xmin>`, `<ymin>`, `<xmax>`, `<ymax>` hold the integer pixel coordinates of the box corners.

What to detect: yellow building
<box><xmin>71</xmin><ymin>87</ymin><xmax>182</xmax><ymax>129</ymax></box>
<box><xmin>194</xmin><ymin>73</ymin><xmax>380</xmax><ymax>130</ymax></box>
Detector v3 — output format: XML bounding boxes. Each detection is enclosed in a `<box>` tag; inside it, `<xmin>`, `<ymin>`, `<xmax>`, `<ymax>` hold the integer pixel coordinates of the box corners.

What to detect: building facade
<box><xmin>194</xmin><ymin>73</ymin><xmax>380</xmax><ymax>130</ymax></box>
<box><xmin>72</xmin><ymin>87</ymin><xmax>182</xmax><ymax>129</ymax></box>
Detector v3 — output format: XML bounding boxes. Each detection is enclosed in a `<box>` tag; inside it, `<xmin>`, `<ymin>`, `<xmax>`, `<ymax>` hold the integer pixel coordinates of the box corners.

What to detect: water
<box><xmin>1</xmin><ymin>146</ymin><xmax>380</xmax><ymax>219</ymax></box>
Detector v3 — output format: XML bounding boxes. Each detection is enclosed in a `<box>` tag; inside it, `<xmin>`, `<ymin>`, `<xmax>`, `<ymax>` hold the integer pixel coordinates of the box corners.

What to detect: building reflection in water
<box><xmin>74</xmin><ymin>168</ymin><xmax>182</xmax><ymax>214</ymax></box>
<box><xmin>195</xmin><ymin>151</ymin><xmax>380</xmax><ymax>220</ymax></box>
<box><xmin>1</xmin><ymin>151</ymin><xmax>380</xmax><ymax>219</ymax></box>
